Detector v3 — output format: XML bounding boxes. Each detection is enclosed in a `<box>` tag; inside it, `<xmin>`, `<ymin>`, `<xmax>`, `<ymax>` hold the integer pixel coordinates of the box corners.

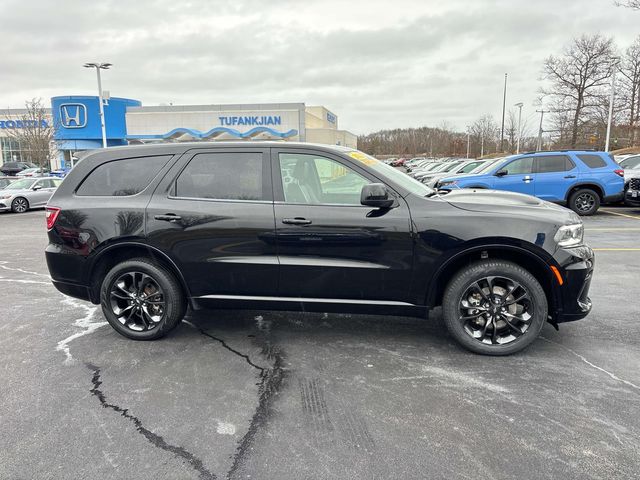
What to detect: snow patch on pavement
<box><xmin>56</xmin><ymin>297</ymin><xmax>106</xmax><ymax>365</ymax></box>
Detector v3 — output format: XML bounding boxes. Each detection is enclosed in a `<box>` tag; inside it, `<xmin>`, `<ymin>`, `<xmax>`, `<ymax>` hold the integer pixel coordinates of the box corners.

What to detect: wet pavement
<box><xmin>0</xmin><ymin>208</ymin><xmax>639</xmax><ymax>479</ymax></box>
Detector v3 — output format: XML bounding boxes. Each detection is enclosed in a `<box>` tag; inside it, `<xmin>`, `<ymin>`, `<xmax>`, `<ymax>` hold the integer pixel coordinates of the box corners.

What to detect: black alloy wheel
<box><xmin>100</xmin><ymin>258</ymin><xmax>186</xmax><ymax>340</ymax></box>
<box><xmin>457</xmin><ymin>276</ymin><xmax>533</xmax><ymax>345</ymax></box>
<box><xmin>442</xmin><ymin>260</ymin><xmax>547</xmax><ymax>355</ymax></box>
<box><xmin>109</xmin><ymin>271</ymin><xmax>166</xmax><ymax>332</ymax></box>
<box><xmin>11</xmin><ymin>197</ymin><xmax>29</xmax><ymax>213</ymax></box>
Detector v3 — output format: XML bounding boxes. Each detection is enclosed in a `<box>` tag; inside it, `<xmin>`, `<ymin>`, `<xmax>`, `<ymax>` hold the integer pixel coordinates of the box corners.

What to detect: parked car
<box><xmin>0</xmin><ymin>177</ymin><xmax>62</xmax><ymax>213</ymax></box>
<box><xmin>16</xmin><ymin>167</ymin><xmax>50</xmax><ymax>177</ymax></box>
<box><xmin>437</xmin><ymin>150</ymin><xmax>624</xmax><ymax>215</ymax></box>
<box><xmin>0</xmin><ymin>161</ymin><xmax>37</xmax><ymax>176</ymax></box>
<box><xmin>45</xmin><ymin>142</ymin><xmax>594</xmax><ymax>355</ymax></box>
<box><xmin>0</xmin><ymin>176</ymin><xmax>18</xmax><ymax>189</ymax></box>
<box><xmin>421</xmin><ymin>159</ymin><xmax>492</xmax><ymax>187</ymax></box>
<box><xmin>626</xmin><ymin>177</ymin><xmax>640</xmax><ymax>206</ymax></box>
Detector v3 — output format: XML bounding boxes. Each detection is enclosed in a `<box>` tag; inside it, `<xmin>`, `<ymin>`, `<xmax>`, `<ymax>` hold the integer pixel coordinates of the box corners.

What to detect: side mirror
<box><xmin>495</xmin><ymin>170</ymin><xmax>508</xmax><ymax>177</ymax></box>
<box><xmin>361</xmin><ymin>183</ymin><xmax>394</xmax><ymax>209</ymax></box>
<box><xmin>32</xmin><ymin>184</ymin><xmax>42</xmax><ymax>191</ymax></box>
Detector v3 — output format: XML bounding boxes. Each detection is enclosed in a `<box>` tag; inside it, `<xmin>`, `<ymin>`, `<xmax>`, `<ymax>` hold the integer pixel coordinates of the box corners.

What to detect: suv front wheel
<box><xmin>100</xmin><ymin>258</ymin><xmax>187</xmax><ymax>340</ymax></box>
<box><xmin>442</xmin><ymin>260</ymin><xmax>547</xmax><ymax>355</ymax></box>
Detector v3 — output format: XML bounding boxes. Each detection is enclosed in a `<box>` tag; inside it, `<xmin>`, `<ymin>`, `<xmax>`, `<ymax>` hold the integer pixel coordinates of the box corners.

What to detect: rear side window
<box><xmin>175</xmin><ymin>152</ymin><xmax>265</xmax><ymax>201</ymax></box>
<box><xmin>77</xmin><ymin>155</ymin><xmax>171</xmax><ymax>196</ymax></box>
<box><xmin>535</xmin><ymin>155</ymin><xmax>574</xmax><ymax>173</ymax></box>
<box><xmin>577</xmin><ymin>154</ymin><xmax>607</xmax><ymax>169</ymax></box>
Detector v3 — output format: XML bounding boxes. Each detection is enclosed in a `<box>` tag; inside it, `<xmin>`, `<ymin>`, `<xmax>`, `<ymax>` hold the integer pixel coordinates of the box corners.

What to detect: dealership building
<box><xmin>0</xmin><ymin>96</ymin><xmax>356</xmax><ymax>169</ymax></box>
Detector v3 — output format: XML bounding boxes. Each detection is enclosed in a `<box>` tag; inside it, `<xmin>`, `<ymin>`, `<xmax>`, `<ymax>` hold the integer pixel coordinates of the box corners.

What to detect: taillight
<box><xmin>614</xmin><ymin>169</ymin><xmax>624</xmax><ymax>177</ymax></box>
<box><xmin>45</xmin><ymin>206</ymin><xmax>61</xmax><ymax>230</ymax></box>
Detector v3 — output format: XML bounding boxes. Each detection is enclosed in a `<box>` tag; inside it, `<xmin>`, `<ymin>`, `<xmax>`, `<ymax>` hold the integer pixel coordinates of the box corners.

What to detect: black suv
<box><xmin>45</xmin><ymin>143</ymin><xmax>594</xmax><ymax>355</ymax></box>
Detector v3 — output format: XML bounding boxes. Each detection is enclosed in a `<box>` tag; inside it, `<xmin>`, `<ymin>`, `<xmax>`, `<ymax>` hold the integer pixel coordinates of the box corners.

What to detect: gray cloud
<box><xmin>1</xmin><ymin>0</ymin><xmax>638</xmax><ymax>134</ymax></box>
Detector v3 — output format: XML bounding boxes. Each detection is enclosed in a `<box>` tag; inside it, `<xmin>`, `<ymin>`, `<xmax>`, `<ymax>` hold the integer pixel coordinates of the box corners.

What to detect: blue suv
<box><xmin>437</xmin><ymin>151</ymin><xmax>624</xmax><ymax>215</ymax></box>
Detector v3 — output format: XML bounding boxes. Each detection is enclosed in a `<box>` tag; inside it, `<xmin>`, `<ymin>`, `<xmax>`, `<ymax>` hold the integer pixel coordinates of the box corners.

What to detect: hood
<box><xmin>440</xmin><ymin>188</ymin><xmax>581</xmax><ymax>223</ymax></box>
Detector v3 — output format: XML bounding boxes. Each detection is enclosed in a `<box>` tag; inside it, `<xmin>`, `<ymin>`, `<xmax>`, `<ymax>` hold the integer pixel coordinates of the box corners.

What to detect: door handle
<box><xmin>522</xmin><ymin>176</ymin><xmax>533</xmax><ymax>182</ymax></box>
<box><xmin>282</xmin><ymin>217</ymin><xmax>312</xmax><ymax>225</ymax></box>
<box><xmin>154</xmin><ymin>214</ymin><xmax>182</xmax><ymax>222</ymax></box>
<box><xmin>564</xmin><ymin>175</ymin><xmax>576</xmax><ymax>179</ymax></box>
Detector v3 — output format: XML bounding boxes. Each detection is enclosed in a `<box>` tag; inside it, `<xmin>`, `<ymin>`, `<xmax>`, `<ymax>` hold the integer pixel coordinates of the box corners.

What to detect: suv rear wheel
<box><xmin>442</xmin><ymin>260</ymin><xmax>547</xmax><ymax>355</ymax></box>
<box><xmin>100</xmin><ymin>258</ymin><xmax>186</xmax><ymax>340</ymax></box>
<box><xmin>568</xmin><ymin>188</ymin><xmax>600</xmax><ymax>216</ymax></box>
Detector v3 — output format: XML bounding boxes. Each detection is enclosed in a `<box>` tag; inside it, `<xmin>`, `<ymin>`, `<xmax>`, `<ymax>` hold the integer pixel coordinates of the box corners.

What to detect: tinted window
<box><xmin>501</xmin><ymin>157</ymin><xmax>533</xmax><ymax>175</ymax></box>
<box><xmin>578</xmin><ymin>154</ymin><xmax>607</xmax><ymax>169</ymax></box>
<box><xmin>77</xmin><ymin>156</ymin><xmax>171</xmax><ymax>196</ymax></box>
<box><xmin>279</xmin><ymin>153</ymin><xmax>369</xmax><ymax>205</ymax></box>
<box><xmin>175</xmin><ymin>152</ymin><xmax>264</xmax><ymax>200</ymax></box>
<box><xmin>536</xmin><ymin>155</ymin><xmax>574</xmax><ymax>173</ymax></box>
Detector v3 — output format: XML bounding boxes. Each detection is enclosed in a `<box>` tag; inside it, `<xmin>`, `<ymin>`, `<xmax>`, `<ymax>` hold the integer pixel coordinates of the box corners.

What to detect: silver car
<box><xmin>0</xmin><ymin>177</ymin><xmax>62</xmax><ymax>213</ymax></box>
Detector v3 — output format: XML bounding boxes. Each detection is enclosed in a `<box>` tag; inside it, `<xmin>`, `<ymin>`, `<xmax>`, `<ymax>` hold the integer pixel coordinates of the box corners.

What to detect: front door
<box><xmin>493</xmin><ymin>156</ymin><xmax>535</xmax><ymax>195</ymax></box>
<box><xmin>31</xmin><ymin>178</ymin><xmax>60</xmax><ymax>207</ymax></box>
<box><xmin>146</xmin><ymin>148</ymin><xmax>278</xmax><ymax>298</ymax></box>
<box><xmin>272</xmin><ymin>149</ymin><xmax>414</xmax><ymax>302</ymax></box>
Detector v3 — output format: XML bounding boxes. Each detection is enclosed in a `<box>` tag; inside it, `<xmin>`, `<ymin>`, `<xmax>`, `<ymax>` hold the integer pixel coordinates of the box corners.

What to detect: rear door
<box><xmin>271</xmin><ymin>148</ymin><xmax>414</xmax><ymax>302</ymax></box>
<box><xmin>532</xmin><ymin>154</ymin><xmax>576</xmax><ymax>201</ymax></box>
<box><xmin>493</xmin><ymin>156</ymin><xmax>535</xmax><ymax>195</ymax></box>
<box><xmin>145</xmin><ymin>148</ymin><xmax>278</xmax><ymax>298</ymax></box>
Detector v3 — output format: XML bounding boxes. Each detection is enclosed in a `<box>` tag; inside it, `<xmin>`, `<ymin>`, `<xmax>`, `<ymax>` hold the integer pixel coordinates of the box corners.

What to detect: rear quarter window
<box><xmin>577</xmin><ymin>154</ymin><xmax>607</xmax><ymax>169</ymax></box>
<box><xmin>76</xmin><ymin>155</ymin><xmax>172</xmax><ymax>196</ymax></box>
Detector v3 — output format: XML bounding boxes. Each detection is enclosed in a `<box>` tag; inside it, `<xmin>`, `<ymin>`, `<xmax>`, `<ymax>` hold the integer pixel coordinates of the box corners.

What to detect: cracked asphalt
<box><xmin>1</xmin><ymin>207</ymin><xmax>639</xmax><ymax>480</ymax></box>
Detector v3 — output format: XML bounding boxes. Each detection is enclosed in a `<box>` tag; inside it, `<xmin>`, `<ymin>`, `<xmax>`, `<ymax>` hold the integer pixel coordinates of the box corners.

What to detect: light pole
<box><xmin>466</xmin><ymin>127</ymin><xmax>470</xmax><ymax>158</ymax></box>
<box><xmin>536</xmin><ymin>109</ymin><xmax>546</xmax><ymax>151</ymax></box>
<box><xmin>500</xmin><ymin>73</ymin><xmax>507</xmax><ymax>152</ymax></box>
<box><xmin>514</xmin><ymin>102</ymin><xmax>524</xmax><ymax>154</ymax></box>
<box><xmin>605</xmin><ymin>57</ymin><xmax>621</xmax><ymax>152</ymax></box>
<box><xmin>83</xmin><ymin>62</ymin><xmax>112</xmax><ymax>148</ymax></box>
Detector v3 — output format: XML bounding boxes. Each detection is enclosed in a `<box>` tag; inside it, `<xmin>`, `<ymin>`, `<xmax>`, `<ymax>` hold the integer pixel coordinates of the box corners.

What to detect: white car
<box><xmin>619</xmin><ymin>155</ymin><xmax>640</xmax><ymax>182</ymax></box>
<box><xmin>16</xmin><ymin>167</ymin><xmax>49</xmax><ymax>177</ymax></box>
<box><xmin>0</xmin><ymin>177</ymin><xmax>62</xmax><ymax>213</ymax></box>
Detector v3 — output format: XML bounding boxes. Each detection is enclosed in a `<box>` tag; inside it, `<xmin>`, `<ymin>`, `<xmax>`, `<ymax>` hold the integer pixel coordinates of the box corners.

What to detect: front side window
<box><xmin>279</xmin><ymin>153</ymin><xmax>369</xmax><ymax>205</ymax></box>
<box><xmin>536</xmin><ymin>155</ymin><xmax>574</xmax><ymax>173</ymax></box>
<box><xmin>175</xmin><ymin>152</ymin><xmax>264</xmax><ymax>201</ymax></box>
<box><xmin>77</xmin><ymin>155</ymin><xmax>171</xmax><ymax>196</ymax></box>
<box><xmin>501</xmin><ymin>157</ymin><xmax>533</xmax><ymax>175</ymax></box>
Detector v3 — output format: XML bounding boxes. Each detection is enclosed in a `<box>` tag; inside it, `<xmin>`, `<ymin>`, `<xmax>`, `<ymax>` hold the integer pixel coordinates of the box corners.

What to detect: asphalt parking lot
<box><xmin>1</xmin><ymin>208</ymin><xmax>639</xmax><ymax>480</ymax></box>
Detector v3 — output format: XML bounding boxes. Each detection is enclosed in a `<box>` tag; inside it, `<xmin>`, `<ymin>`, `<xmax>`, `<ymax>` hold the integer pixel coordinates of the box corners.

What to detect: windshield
<box><xmin>459</xmin><ymin>161</ymin><xmax>484</xmax><ymax>173</ymax></box>
<box><xmin>475</xmin><ymin>158</ymin><xmax>504</xmax><ymax>173</ymax></box>
<box><xmin>621</xmin><ymin>156</ymin><xmax>640</xmax><ymax>169</ymax></box>
<box><xmin>4</xmin><ymin>178</ymin><xmax>36</xmax><ymax>190</ymax></box>
<box><xmin>440</xmin><ymin>161</ymin><xmax>464</xmax><ymax>172</ymax></box>
<box><xmin>345</xmin><ymin>150</ymin><xmax>435</xmax><ymax>196</ymax></box>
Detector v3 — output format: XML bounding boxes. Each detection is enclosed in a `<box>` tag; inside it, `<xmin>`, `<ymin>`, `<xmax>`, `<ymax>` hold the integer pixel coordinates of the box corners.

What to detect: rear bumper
<box><xmin>51</xmin><ymin>279</ymin><xmax>92</xmax><ymax>302</ymax></box>
<box><xmin>625</xmin><ymin>189</ymin><xmax>640</xmax><ymax>206</ymax></box>
<box><xmin>553</xmin><ymin>245</ymin><xmax>594</xmax><ymax>323</ymax></box>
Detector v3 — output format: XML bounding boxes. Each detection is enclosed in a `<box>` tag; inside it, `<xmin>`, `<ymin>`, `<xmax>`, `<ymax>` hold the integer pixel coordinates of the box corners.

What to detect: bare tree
<box><xmin>469</xmin><ymin>115</ymin><xmax>499</xmax><ymax>157</ymax></box>
<box><xmin>616</xmin><ymin>0</ymin><xmax>640</xmax><ymax>9</ymax></box>
<box><xmin>3</xmin><ymin>98</ymin><xmax>55</xmax><ymax>168</ymax></box>
<box><xmin>619</xmin><ymin>36</ymin><xmax>640</xmax><ymax>145</ymax></box>
<box><xmin>542</xmin><ymin>35</ymin><xmax>616</xmax><ymax>148</ymax></box>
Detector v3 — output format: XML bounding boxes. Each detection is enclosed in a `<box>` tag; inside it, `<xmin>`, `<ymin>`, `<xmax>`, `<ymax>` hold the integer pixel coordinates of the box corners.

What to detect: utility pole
<box><xmin>514</xmin><ymin>102</ymin><xmax>524</xmax><ymax>154</ymax></box>
<box><xmin>480</xmin><ymin>134</ymin><xmax>485</xmax><ymax>158</ymax></box>
<box><xmin>500</xmin><ymin>73</ymin><xmax>507</xmax><ymax>152</ymax></box>
<box><xmin>605</xmin><ymin>57</ymin><xmax>620</xmax><ymax>152</ymax></box>
<box><xmin>536</xmin><ymin>109</ymin><xmax>545</xmax><ymax>151</ymax></box>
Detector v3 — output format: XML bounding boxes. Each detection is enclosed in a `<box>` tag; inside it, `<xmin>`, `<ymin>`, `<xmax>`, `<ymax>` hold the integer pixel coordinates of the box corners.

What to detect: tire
<box><xmin>11</xmin><ymin>197</ymin><xmax>29</xmax><ymax>213</ymax></box>
<box><xmin>568</xmin><ymin>188</ymin><xmax>600</xmax><ymax>216</ymax></box>
<box><xmin>100</xmin><ymin>258</ymin><xmax>186</xmax><ymax>340</ymax></box>
<box><xmin>442</xmin><ymin>260</ymin><xmax>547</xmax><ymax>355</ymax></box>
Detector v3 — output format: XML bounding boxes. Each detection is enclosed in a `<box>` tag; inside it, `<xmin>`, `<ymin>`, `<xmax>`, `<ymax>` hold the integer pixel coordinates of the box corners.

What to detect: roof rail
<box><xmin>519</xmin><ymin>149</ymin><xmax>599</xmax><ymax>155</ymax></box>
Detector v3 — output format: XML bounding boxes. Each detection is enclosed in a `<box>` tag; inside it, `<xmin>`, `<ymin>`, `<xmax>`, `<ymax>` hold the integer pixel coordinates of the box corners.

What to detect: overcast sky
<box><xmin>1</xmin><ymin>0</ymin><xmax>638</xmax><ymax>134</ymax></box>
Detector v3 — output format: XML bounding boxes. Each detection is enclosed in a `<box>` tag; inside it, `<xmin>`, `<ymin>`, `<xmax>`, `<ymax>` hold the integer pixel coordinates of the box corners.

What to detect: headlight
<box><xmin>554</xmin><ymin>223</ymin><xmax>584</xmax><ymax>247</ymax></box>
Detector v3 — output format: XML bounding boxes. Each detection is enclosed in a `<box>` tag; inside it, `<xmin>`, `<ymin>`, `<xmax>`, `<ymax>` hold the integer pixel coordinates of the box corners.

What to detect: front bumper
<box><xmin>625</xmin><ymin>188</ymin><xmax>640</xmax><ymax>206</ymax></box>
<box><xmin>553</xmin><ymin>245</ymin><xmax>595</xmax><ymax>323</ymax></box>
